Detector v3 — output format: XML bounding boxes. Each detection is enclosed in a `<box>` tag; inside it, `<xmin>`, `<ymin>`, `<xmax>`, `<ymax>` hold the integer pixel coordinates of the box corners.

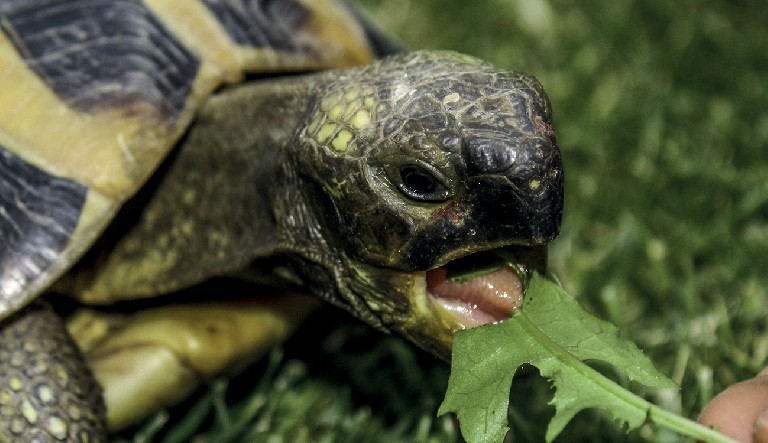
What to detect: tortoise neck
<box><xmin>59</xmin><ymin>75</ymin><xmax>330</xmax><ymax>301</ymax></box>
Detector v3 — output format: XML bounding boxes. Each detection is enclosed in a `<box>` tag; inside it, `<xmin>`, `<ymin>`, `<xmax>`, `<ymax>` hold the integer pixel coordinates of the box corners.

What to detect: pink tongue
<box><xmin>426</xmin><ymin>265</ymin><xmax>524</xmax><ymax>329</ymax></box>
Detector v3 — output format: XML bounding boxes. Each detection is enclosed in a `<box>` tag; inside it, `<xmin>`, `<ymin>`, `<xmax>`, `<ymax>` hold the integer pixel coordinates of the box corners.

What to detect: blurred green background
<box><xmin>357</xmin><ymin>1</ymin><xmax>768</xmax><ymax>440</ymax></box>
<box><xmin>116</xmin><ymin>1</ymin><xmax>767</xmax><ymax>441</ymax></box>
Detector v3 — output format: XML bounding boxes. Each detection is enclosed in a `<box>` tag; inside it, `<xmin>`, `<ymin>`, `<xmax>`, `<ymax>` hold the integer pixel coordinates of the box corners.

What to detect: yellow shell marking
<box><xmin>0</xmin><ymin>32</ymin><xmax>160</xmax><ymax>198</ymax></box>
<box><xmin>148</xmin><ymin>0</ymin><xmax>378</xmax><ymax>77</ymax></box>
<box><xmin>0</xmin><ymin>0</ymin><xmax>378</xmax><ymax>201</ymax></box>
<box><xmin>302</xmin><ymin>0</ymin><xmax>378</xmax><ymax>67</ymax></box>
<box><xmin>0</xmin><ymin>32</ymin><xmax>218</xmax><ymax>203</ymax></box>
<box><xmin>144</xmin><ymin>0</ymin><xmax>243</xmax><ymax>83</ymax></box>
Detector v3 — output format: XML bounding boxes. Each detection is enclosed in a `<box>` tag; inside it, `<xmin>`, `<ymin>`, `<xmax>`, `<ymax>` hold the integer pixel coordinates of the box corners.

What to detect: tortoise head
<box><xmin>287</xmin><ymin>51</ymin><xmax>563</xmax><ymax>359</ymax></box>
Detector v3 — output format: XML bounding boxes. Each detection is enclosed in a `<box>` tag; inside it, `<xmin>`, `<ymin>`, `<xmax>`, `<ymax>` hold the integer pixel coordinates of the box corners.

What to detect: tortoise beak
<box><xmin>389</xmin><ymin>245</ymin><xmax>547</xmax><ymax>361</ymax></box>
<box><xmin>400</xmin><ymin>168</ymin><xmax>562</xmax><ymax>271</ymax></box>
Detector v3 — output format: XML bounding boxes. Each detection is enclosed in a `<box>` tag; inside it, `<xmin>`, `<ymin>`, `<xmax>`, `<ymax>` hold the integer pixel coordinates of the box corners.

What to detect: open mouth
<box><xmin>424</xmin><ymin>247</ymin><xmax>544</xmax><ymax>329</ymax></box>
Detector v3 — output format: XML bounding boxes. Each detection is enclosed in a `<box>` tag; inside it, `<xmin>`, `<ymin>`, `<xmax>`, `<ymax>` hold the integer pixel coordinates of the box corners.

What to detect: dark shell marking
<box><xmin>0</xmin><ymin>146</ymin><xmax>86</xmax><ymax>310</ymax></box>
<box><xmin>0</xmin><ymin>0</ymin><xmax>379</xmax><ymax>320</ymax></box>
<box><xmin>201</xmin><ymin>0</ymin><xmax>310</xmax><ymax>50</ymax></box>
<box><xmin>0</xmin><ymin>0</ymin><xmax>200</xmax><ymax>117</ymax></box>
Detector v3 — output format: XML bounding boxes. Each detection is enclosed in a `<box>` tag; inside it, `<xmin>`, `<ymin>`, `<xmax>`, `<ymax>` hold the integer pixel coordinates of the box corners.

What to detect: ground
<box><xmin>113</xmin><ymin>1</ymin><xmax>768</xmax><ymax>441</ymax></box>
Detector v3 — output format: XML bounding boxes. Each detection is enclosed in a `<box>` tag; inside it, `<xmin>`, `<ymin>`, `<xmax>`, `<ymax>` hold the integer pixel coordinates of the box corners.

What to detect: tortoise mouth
<box><xmin>423</xmin><ymin>246</ymin><xmax>545</xmax><ymax>330</ymax></box>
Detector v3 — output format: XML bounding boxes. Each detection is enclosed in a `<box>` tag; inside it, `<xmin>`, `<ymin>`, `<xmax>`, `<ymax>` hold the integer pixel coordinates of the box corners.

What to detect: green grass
<box><xmin>113</xmin><ymin>1</ymin><xmax>768</xmax><ymax>441</ymax></box>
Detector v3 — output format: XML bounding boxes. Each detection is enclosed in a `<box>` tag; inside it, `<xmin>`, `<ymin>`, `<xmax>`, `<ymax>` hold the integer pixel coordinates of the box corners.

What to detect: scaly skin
<box><xmin>289</xmin><ymin>51</ymin><xmax>563</xmax><ymax>356</ymax></box>
<box><xmin>63</xmin><ymin>50</ymin><xmax>562</xmax><ymax>356</ymax></box>
<box><xmin>0</xmin><ymin>304</ymin><xmax>105</xmax><ymax>441</ymax></box>
<box><xmin>2</xmin><ymin>51</ymin><xmax>563</xmax><ymax>434</ymax></box>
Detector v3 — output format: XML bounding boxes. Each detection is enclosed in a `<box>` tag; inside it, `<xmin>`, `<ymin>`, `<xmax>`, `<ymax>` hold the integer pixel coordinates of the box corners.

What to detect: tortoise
<box><xmin>0</xmin><ymin>0</ymin><xmax>563</xmax><ymax>439</ymax></box>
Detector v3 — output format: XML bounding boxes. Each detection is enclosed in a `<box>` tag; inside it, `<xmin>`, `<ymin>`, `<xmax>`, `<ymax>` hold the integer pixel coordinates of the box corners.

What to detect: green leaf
<box><xmin>439</xmin><ymin>273</ymin><xmax>736</xmax><ymax>443</ymax></box>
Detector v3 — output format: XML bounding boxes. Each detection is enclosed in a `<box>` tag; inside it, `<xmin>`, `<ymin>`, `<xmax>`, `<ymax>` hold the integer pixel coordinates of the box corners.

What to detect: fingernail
<box><xmin>754</xmin><ymin>407</ymin><xmax>768</xmax><ymax>443</ymax></box>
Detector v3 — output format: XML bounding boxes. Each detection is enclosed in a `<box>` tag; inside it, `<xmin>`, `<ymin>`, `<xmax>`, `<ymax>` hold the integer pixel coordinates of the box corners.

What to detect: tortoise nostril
<box><xmin>466</xmin><ymin>138</ymin><xmax>516</xmax><ymax>174</ymax></box>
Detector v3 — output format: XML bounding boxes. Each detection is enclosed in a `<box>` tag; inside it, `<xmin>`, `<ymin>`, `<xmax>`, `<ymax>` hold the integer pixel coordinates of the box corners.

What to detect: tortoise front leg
<box><xmin>0</xmin><ymin>303</ymin><xmax>106</xmax><ymax>441</ymax></box>
<box><xmin>67</xmin><ymin>293</ymin><xmax>319</xmax><ymax>431</ymax></box>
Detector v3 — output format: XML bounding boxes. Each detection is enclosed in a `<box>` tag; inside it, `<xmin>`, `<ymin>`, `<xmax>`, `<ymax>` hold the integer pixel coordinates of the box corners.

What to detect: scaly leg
<box><xmin>0</xmin><ymin>303</ymin><xmax>106</xmax><ymax>441</ymax></box>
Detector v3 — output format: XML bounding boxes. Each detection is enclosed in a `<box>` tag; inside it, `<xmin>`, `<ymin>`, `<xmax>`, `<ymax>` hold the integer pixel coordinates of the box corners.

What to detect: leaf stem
<box><xmin>515</xmin><ymin>311</ymin><xmax>739</xmax><ymax>443</ymax></box>
<box><xmin>647</xmin><ymin>404</ymin><xmax>740</xmax><ymax>443</ymax></box>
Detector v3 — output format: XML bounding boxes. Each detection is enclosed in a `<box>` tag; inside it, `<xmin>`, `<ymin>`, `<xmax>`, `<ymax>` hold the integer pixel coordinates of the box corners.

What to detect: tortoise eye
<box><xmin>397</xmin><ymin>164</ymin><xmax>450</xmax><ymax>202</ymax></box>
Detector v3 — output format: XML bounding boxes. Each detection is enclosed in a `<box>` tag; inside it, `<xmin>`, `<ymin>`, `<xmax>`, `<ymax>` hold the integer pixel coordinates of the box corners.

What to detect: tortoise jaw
<box><xmin>425</xmin><ymin>262</ymin><xmax>527</xmax><ymax>330</ymax></box>
<box><xmin>391</xmin><ymin>246</ymin><xmax>544</xmax><ymax>359</ymax></box>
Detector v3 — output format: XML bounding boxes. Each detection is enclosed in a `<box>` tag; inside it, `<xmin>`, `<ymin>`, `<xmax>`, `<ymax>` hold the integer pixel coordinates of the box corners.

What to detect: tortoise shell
<box><xmin>0</xmin><ymin>0</ymin><xmax>379</xmax><ymax>317</ymax></box>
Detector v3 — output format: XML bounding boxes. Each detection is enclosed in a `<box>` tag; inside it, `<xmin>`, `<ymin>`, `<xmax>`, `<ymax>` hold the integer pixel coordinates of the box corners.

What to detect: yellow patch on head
<box><xmin>306</xmin><ymin>114</ymin><xmax>323</xmax><ymax>136</ymax></box>
<box><xmin>343</xmin><ymin>88</ymin><xmax>359</xmax><ymax>101</ymax></box>
<box><xmin>316</xmin><ymin>122</ymin><xmax>338</xmax><ymax>143</ymax></box>
<box><xmin>349</xmin><ymin>109</ymin><xmax>371</xmax><ymax>130</ymax></box>
<box><xmin>319</xmin><ymin>94</ymin><xmax>338</xmax><ymax>112</ymax></box>
<box><xmin>332</xmin><ymin>129</ymin><xmax>353</xmax><ymax>152</ymax></box>
<box><xmin>341</xmin><ymin>100</ymin><xmax>361</xmax><ymax>120</ymax></box>
<box><xmin>328</xmin><ymin>102</ymin><xmax>345</xmax><ymax>119</ymax></box>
